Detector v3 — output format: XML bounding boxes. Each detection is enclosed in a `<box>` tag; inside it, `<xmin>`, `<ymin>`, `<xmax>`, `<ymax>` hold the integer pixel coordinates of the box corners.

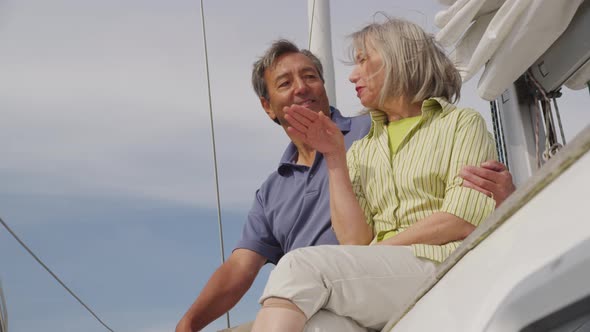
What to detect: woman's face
<box><xmin>349</xmin><ymin>43</ymin><xmax>385</xmax><ymax>109</ymax></box>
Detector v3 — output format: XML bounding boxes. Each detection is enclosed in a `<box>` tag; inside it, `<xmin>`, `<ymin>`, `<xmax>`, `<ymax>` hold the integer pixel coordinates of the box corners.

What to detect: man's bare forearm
<box><xmin>176</xmin><ymin>250</ymin><xmax>265</xmax><ymax>332</ymax></box>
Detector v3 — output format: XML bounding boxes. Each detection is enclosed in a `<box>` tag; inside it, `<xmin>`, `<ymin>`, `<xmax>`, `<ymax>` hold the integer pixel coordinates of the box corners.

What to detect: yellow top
<box><xmin>347</xmin><ymin>98</ymin><xmax>497</xmax><ymax>262</ymax></box>
<box><xmin>388</xmin><ymin>115</ymin><xmax>422</xmax><ymax>154</ymax></box>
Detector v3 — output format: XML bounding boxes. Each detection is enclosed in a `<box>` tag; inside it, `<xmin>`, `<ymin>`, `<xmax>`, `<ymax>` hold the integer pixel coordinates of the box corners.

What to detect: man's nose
<box><xmin>293</xmin><ymin>77</ymin><xmax>309</xmax><ymax>94</ymax></box>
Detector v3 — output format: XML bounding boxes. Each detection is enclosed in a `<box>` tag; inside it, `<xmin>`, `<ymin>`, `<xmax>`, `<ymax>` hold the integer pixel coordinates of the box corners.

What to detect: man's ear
<box><xmin>260</xmin><ymin>97</ymin><xmax>277</xmax><ymax>122</ymax></box>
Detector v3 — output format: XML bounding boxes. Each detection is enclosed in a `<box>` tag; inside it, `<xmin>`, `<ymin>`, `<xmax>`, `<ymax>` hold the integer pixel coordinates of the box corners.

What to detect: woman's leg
<box><xmin>238</xmin><ymin>309</ymin><xmax>371</xmax><ymax>332</ymax></box>
<box><xmin>257</xmin><ymin>245</ymin><xmax>436</xmax><ymax>331</ymax></box>
<box><xmin>304</xmin><ymin>310</ymin><xmax>374</xmax><ymax>332</ymax></box>
<box><xmin>251</xmin><ymin>297</ymin><xmax>306</xmax><ymax>332</ymax></box>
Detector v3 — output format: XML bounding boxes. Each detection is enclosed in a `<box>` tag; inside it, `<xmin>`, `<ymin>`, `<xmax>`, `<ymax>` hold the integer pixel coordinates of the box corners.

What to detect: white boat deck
<box><xmin>385</xmin><ymin>125</ymin><xmax>590</xmax><ymax>331</ymax></box>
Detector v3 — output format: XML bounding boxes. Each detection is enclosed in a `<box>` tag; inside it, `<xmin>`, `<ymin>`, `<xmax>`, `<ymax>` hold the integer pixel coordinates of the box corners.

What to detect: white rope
<box><xmin>198</xmin><ymin>0</ymin><xmax>230</xmax><ymax>328</ymax></box>
<box><xmin>0</xmin><ymin>217</ymin><xmax>114</xmax><ymax>331</ymax></box>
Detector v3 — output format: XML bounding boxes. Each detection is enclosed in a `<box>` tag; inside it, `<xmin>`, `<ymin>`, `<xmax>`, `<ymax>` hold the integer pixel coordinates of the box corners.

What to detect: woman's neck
<box><xmin>381</xmin><ymin>97</ymin><xmax>423</xmax><ymax>122</ymax></box>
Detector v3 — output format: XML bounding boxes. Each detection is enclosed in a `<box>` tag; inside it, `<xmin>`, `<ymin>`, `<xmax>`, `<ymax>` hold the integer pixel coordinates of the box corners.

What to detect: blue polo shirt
<box><xmin>235</xmin><ymin>107</ymin><xmax>371</xmax><ymax>264</ymax></box>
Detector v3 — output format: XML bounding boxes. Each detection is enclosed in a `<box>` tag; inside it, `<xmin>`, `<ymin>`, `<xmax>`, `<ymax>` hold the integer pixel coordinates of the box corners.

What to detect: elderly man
<box><xmin>175</xmin><ymin>40</ymin><xmax>514</xmax><ymax>332</ymax></box>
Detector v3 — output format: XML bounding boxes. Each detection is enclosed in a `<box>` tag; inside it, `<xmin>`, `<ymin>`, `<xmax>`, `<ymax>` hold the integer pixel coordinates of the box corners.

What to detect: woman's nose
<box><xmin>349</xmin><ymin>66</ymin><xmax>360</xmax><ymax>83</ymax></box>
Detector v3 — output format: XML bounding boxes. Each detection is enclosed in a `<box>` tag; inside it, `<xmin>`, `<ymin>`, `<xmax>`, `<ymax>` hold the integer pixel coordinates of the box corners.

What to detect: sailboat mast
<box><xmin>308</xmin><ymin>0</ymin><xmax>337</xmax><ymax>107</ymax></box>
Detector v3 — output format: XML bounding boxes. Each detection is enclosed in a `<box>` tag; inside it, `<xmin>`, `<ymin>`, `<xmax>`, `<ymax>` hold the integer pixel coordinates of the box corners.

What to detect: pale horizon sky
<box><xmin>1</xmin><ymin>1</ymin><xmax>588</xmax><ymax>332</ymax></box>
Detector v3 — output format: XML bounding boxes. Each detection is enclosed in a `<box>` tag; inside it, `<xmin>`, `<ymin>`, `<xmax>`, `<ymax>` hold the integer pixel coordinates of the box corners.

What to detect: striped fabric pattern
<box><xmin>347</xmin><ymin>97</ymin><xmax>497</xmax><ymax>263</ymax></box>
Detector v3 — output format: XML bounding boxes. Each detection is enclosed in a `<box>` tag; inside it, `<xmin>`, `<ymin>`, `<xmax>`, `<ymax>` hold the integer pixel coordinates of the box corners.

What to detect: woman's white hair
<box><xmin>349</xmin><ymin>16</ymin><xmax>462</xmax><ymax>105</ymax></box>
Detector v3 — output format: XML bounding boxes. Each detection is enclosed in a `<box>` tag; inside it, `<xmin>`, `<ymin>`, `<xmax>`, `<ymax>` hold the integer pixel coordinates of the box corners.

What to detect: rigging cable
<box><xmin>0</xmin><ymin>217</ymin><xmax>115</xmax><ymax>332</ymax></box>
<box><xmin>551</xmin><ymin>91</ymin><xmax>567</xmax><ymax>146</ymax></box>
<box><xmin>198</xmin><ymin>0</ymin><xmax>230</xmax><ymax>328</ymax></box>
<box><xmin>0</xmin><ymin>280</ymin><xmax>7</xmax><ymax>332</ymax></box>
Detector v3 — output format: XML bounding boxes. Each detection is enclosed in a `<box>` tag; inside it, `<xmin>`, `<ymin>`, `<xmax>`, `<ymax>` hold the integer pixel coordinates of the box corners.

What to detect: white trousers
<box><xmin>260</xmin><ymin>245</ymin><xmax>436</xmax><ymax>331</ymax></box>
<box><xmin>305</xmin><ymin>310</ymin><xmax>374</xmax><ymax>332</ymax></box>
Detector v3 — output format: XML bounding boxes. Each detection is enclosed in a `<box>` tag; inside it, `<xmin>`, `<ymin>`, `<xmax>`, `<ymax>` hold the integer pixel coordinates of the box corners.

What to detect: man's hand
<box><xmin>460</xmin><ymin>160</ymin><xmax>516</xmax><ymax>207</ymax></box>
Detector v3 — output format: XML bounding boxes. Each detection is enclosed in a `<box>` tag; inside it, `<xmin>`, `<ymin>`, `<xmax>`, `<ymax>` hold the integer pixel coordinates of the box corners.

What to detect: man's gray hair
<box><xmin>349</xmin><ymin>16</ymin><xmax>462</xmax><ymax>105</ymax></box>
<box><xmin>252</xmin><ymin>39</ymin><xmax>325</xmax><ymax>100</ymax></box>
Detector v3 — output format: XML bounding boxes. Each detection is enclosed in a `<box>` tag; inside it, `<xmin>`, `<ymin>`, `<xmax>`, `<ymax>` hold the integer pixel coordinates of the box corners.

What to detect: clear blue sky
<box><xmin>0</xmin><ymin>1</ymin><xmax>587</xmax><ymax>331</ymax></box>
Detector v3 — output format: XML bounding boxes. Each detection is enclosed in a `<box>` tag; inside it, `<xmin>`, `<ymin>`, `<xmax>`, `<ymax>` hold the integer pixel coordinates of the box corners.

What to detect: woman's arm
<box><xmin>381</xmin><ymin>109</ymin><xmax>497</xmax><ymax>246</ymax></box>
<box><xmin>285</xmin><ymin>105</ymin><xmax>373</xmax><ymax>244</ymax></box>
<box><xmin>376</xmin><ymin>212</ymin><xmax>473</xmax><ymax>246</ymax></box>
<box><xmin>324</xmin><ymin>147</ymin><xmax>373</xmax><ymax>245</ymax></box>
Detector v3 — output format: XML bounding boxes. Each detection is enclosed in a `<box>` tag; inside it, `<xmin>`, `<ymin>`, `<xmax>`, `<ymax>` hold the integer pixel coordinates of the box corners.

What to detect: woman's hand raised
<box><xmin>284</xmin><ymin>105</ymin><xmax>345</xmax><ymax>157</ymax></box>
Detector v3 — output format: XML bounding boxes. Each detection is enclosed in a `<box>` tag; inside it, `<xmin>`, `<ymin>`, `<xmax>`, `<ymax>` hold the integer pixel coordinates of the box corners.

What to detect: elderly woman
<box><xmin>251</xmin><ymin>17</ymin><xmax>497</xmax><ymax>332</ymax></box>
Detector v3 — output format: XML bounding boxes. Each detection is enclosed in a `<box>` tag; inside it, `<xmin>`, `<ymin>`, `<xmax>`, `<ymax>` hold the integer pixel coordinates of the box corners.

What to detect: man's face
<box><xmin>261</xmin><ymin>52</ymin><xmax>330</xmax><ymax>126</ymax></box>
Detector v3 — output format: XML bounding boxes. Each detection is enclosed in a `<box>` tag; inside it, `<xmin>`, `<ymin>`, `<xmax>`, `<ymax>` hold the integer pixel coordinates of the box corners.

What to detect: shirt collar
<box><xmin>277</xmin><ymin>107</ymin><xmax>350</xmax><ymax>175</ymax></box>
<box><xmin>366</xmin><ymin>97</ymin><xmax>454</xmax><ymax>137</ymax></box>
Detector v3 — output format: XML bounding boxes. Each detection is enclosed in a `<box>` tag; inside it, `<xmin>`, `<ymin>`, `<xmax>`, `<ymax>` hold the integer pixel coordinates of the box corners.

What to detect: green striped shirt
<box><xmin>347</xmin><ymin>97</ymin><xmax>497</xmax><ymax>263</ymax></box>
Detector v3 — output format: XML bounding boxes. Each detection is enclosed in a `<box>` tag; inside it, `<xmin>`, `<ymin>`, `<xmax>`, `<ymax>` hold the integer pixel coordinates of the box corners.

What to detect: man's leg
<box><xmin>259</xmin><ymin>245</ymin><xmax>436</xmax><ymax>331</ymax></box>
